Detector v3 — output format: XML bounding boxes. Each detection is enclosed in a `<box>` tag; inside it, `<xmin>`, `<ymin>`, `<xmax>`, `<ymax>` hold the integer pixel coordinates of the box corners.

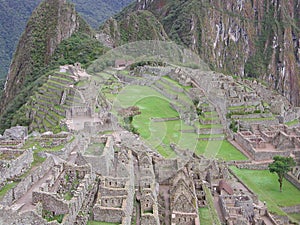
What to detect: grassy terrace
<box><xmin>0</xmin><ymin>182</ymin><xmax>19</xmax><ymax>200</ymax></box>
<box><xmin>196</xmin><ymin>140</ymin><xmax>247</xmax><ymax>161</ymax></box>
<box><xmin>228</xmin><ymin>105</ymin><xmax>257</xmax><ymax>110</ymax></box>
<box><xmin>285</xmin><ymin>119</ymin><xmax>299</xmax><ymax>126</ymax></box>
<box><xmin>199</xmin><ymin>207</ymin><xmax>214</xmax><ymax>225</ymax></box>
<box><xmin>230</xmin><ymin>167</ymin><xmax>300</xmax><ymax>218</ymax></box>
<box><xmin>110</xmin><ymin>83</ymin><xmax>247</xmax><ymax>160</ymax></box>
<box><xmin>197</xmin><ymin>123</ymin><xmax>223</xmax><ymax>129</ymax></box>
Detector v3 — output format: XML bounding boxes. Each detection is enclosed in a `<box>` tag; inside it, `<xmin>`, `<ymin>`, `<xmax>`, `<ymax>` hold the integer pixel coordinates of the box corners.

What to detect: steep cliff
<box><xmin>132</xmin><ymin>0</ymin><xmax>300</xmax><ymax>106</ymax></box>
<box><xmin>0</xmin><ymin>0</ymin><xmax>133</xmax><ymax>80</ymax></box>
<box><xmin>100</xmin><ymin>9</ymin><xmax>169</xmax><ymax>47</ymax></box>
<box><xmin>0</xmin><ymin>0</ymin><xmax>90</xmax><ymax>115</ymax></box>
<box><xmin>0</xmin><ymin>0</ymin><xmax>96</xmax><ymax>133</ymax></box>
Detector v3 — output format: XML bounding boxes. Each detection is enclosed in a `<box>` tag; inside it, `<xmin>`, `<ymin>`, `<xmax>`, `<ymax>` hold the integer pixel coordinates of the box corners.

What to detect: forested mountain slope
<box><xmin>107</xmin><ymin>0</ymin><xmax>300</xmax><ymax>106</ymax></box>
<box><xmin>0</xmin><ymin>0</ymin><xmax>133</xmax><ymax>80</ymax></box>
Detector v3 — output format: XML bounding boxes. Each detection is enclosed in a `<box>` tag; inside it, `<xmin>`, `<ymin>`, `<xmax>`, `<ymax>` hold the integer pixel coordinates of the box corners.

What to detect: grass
<box><xmin>203</xmin><ymin>185</ymin><xmax>222</xmax><ymax>225</ymax></box>
<box><xmin>288</xmin><ymin>213</ymin><xmax>300</xmax><ymax>222</ymax></box>
<box><xmin>197</xmin><ymin>123</ymin><xmax>223</xmax><ymax>129</ymax></box>
<box><xmin>64</xmin><ymin>192</ymin><xmax>73</xmax><ymax>201</ymax></box>
<box><xmin>114</xmin><ymin>85</ymin><xmax>169</xmax><ymax>109</ymax></box>
<box><xmin>130</xmin><ymin>95</ymin><xmax>199</xmax><ymax>158</ymax></box>
<box><xmin>230</xmin><ymin>167</ymin><xmax>300</xmax><ymax>215</ymax></box>
<box><xmin>0</xmin><ymin>181</ymin><xmax>19</xmax><ymax>200</ymax></box>
<box><xmin>196</xmin><ymin>140</ymin><xmax>248</xmax><ymax>161</ymax></box>
<box><xmin>285</xmin><ymin>119</ymin><xmax>299</xmax><ymax>126</ymax></box>
<box><xmin>198</xmin><ymin>134</ymin><xmax>225</xmax><ymax>138</ymax></box>
<box><xmin>228</xmin><ymin>105</ymin><xmax>256</xmax><ymax>110</ymax></box>
<box><xmin>199</xmin><ymin>207</ymin><xmax>214</xmax><ymax>225</ymax></box>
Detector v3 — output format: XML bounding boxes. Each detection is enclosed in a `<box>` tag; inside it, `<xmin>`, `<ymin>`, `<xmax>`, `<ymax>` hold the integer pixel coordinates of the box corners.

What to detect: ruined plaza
<box><xmin>0</xmin><ymin>61</ymin><xmax>300</xmax><ymax>225</ymax></box>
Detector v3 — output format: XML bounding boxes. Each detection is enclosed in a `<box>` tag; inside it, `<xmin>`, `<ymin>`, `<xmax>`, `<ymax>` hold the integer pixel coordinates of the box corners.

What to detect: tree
<box><xmin>268</xmin><ymin>156</ymin><xmax>296</xmax><ymax>192</ymax></box>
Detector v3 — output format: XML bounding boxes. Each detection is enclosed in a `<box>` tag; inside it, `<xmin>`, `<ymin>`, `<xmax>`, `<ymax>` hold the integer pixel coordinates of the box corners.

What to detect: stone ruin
<box><xmin>0</xmin><ymin>120</ymin><xmax>285</xmax><ymax>225</ymax></box>
<box><xmin>235</xmin><ymin>124</ymin><xmax>300</xmax><ymax>161</ymax></box>
<box><xmin>0</xmin><ymin>126</ymin><xmax>32</xmax><ymax>189</ymax></box>
<box><xmin>59</xmin><ymin>63</ymin><xmax>91</xmax><ymax>82</ymax></box>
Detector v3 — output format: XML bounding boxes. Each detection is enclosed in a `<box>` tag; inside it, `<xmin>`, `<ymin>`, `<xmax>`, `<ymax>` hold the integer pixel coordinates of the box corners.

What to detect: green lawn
<box><xmin>199</xmin><ymin>207</ymin><xmax>214</xmax><ymax>225</ymax></box>
<box><xmin>230</xmin><ymin>167</ymin><xmax>300</xmax><ymax>215</ymax></box>
<box><xmin>196</xmin><ymin>140</ymin><xmax>248</xmax><ymax>161</ymax></box>
<box><xmin>288</xmin><ymin>213</ymin><xmax>300</xmax><ymax>222</ymax></box>
<box><xmin>114</xmin><ymin>85</ymin><xmax>169</xmax><ymax>108</ymax></box>
<box><xmin>132</xmin><ymin>96</ymin><xmax>198</xmax><ymax>157</ymax></box>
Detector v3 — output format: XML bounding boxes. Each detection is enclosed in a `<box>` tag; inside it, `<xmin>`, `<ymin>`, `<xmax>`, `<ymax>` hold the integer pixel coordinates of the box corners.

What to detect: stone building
<box><xmin>92</xmin><ymin>149</ymin><xmax>134</xmax><ymax>224</ymax></box>
<box><xmin>235</xmin><ymin>124</ymin><xmax>300</xmax><ymax>161</ymax></box>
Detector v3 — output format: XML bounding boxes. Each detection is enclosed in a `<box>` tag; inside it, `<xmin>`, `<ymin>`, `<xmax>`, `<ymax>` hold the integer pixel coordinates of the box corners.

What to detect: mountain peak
<box><xmin>1</xmin><ymin>0</ymin><xmax>90</xmax><ymax>118</ymax></box>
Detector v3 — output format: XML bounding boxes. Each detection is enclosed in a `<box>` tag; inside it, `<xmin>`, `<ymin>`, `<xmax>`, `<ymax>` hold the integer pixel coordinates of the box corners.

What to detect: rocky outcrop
<box><xmin>99</xmin><ymin>10</ymin><xmax>169</xmax><ymax>47</ymax></box>
<box><xmin>0</xmin><ymin>0</ymin><xmax>90</xmax><ymax>116</ymax></box>
<box><xmin>133</xmin><ymin>0</ymin><xmax>300</xmax><ymax>106</ymax></box>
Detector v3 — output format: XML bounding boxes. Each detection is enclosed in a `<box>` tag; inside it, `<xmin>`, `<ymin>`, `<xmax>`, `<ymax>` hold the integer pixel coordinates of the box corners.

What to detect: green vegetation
<box><xmin>101</xmin><ymin>10</ymin><xmax>168</xmax><ymax>46</ymax></box>
<box><xmin>196</xmin><ymin>140</ymin><xmax>247</xmax><ymax>161</ymax></box>
<box><xmin>230</xmin><ymin>167</ymin><xmax>300</xmax><ymax>215</ymax></box>
<box><xmin>0</xmin><ymin>182</ymin><xmax>19</xmax><ymax>200</ymax></box>
<box><xmin>203</xmin><ymin>185</ymin><xmax>222</xmax><ymax>225</ymax></box>
<box><xmin>42</xmin><ymin>209</ymin><xmax>64</xmax><ymax>223</ymax></box>
<box><xmin>51</xmin><ymin>33</ymin><xmax>106</xmax><ymax>69</ymax></box>
<box><xmin>199</xmin><ymin>207</ymin><xmax>214</xmax><ymax>225</ymax></box>
<box><xmin>285</xmin><ymin>119</ymin><xmax>299</xmax><ymax>126</ymax></box>
<box><xmin>0</xmin><ymin>0</ymin><xmax>41</xmax><ymax>79</ymax></box>
<box><xmin>1</xmin><ymin>31</ymin><xmax>106</xmax><ymax>133</ymax></box>
<box><xmin>268</xmin><ymin>156</ymin><xmax>296</xmax><ymax>192</ymax></box>
<box><xmin>288</xmin><ymin>213</ymin><xmax>300</xmax><ymax>222</ymax></box>
<box><xmin>0</xmin><ymin>0</ymin><xmax>132</xmax><ymax>80</ymax></box>
<box><xmin>64</xmin><ymin>192</ymin><xmax>73</xmax><ymax>201</ymax></box>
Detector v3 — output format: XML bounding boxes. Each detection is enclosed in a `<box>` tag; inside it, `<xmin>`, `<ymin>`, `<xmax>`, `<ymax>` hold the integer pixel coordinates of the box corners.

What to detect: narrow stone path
<box><xmin>13</xmin><ymin>168</ymin><xmax>53</xmax><ymax>212</ymax></box>
<box><xmin>160</xmin><ymin>185</ymin><xmax>171</xmax><ymax>225</ymax></box>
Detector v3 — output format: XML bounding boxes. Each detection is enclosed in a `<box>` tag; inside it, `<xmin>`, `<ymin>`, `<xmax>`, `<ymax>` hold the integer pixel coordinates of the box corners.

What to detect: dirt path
<box><xmin>160</xmin><ymin>185</ymin><xmax>171</xmax><ymax>225</ymax></box>
<box><xmin>12</xmin><ymin>168</ymin><xmax>53</xmax><ymax>212</ymax></box>
<box><xmin>12</xmin><ymin>139</ymin><xmax>80</xmax><ymax>212</ymax></box>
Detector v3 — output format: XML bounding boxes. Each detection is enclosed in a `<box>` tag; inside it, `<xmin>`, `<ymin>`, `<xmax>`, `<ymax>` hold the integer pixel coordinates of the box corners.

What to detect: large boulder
<box><xmin>3</xmin><ymin>126</ymin><xmax>28</xmax><ymax>140</ymax></box>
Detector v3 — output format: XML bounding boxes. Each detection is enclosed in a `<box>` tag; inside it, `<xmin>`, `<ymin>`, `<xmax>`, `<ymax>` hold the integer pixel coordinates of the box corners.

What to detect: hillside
<box><xmin>100</xmin><ymin>10</ymin><xmax>169</xmax><ymax>47</ymax></box>
<box><xmin>106</xmin><ymin>0</ymin><xmax>300</xmax><ymax>106</ymax></box>
<box><xmin>0</xmin><ymin>0</ymin><xmax>105</xmax><ymax>133</ymax></box>
<box><xmin>0</xmin><ymin>0</ymin><xmax>133</xmax><ymax>81</ymax></box>
<box><xmin>0</xmin><ymin>0</ymin><xmax>41</xmax><ymax>84</ymax></box>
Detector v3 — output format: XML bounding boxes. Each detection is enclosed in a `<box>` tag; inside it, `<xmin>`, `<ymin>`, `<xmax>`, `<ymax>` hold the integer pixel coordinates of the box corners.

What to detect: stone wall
<box><xmin>236</xmin><ymin>163</ymin><xmax>269</xmax><ymax>170</ymax></box>
<box><xmin>284</xmin><ymin>173</ymin><xmax>300</xmax><ymax>190</ymax></box>
<box><xmin>228</xmin><ymin>168</ymin><xmax>258</xmax><ymax>204</ymax></box>
<box><xmin>281</xmin><ymin>204</ymin><xmax>300</xmax><ymax>214</ymax></box>
<box><xmin>93</xmin><ymin>207</ymin><xmax>124</xmax><ymax>223</ymax></box>
<box><xmin>84</xmin><ymin>136</ymin><xmax>114</xmax><ymax>176</ymax></box>
<box><xmin>234</xmin><ymin>133</ymin><xmax>290</xmax><ymax>161</ymax></box>
<box><xmin>0</xmin><ymin>150</ymin><xmax>33</xmax><ymax>187</ymax></box>
<box><xmin>1</xmin><ymin>157</ymin><xmax>55</xmax><ymax>206</ymax></box>
<box><xmin>0</xmin><ymin>207</ymin><xmax>57</xmax><ymax>225</ymax></box>
<box><xmin>32</xmin><ymin>192</ymin><xmax>69</xmax><ymax>214</ymax></box>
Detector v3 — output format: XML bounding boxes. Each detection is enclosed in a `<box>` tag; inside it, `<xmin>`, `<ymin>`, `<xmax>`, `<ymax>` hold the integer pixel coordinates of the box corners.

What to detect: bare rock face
<box><xmin>3</xmin><ymin>126</ymin><xmax>28</xmax><ymax>140</ymax></box>
<box><xmin>135</xmin><ymin>0</ymin><xmax>300</xmax><ymax>106</ymax></box>
<box><xmin>0</xmin><ymin>0</ymin><xmax>88</xmax><ymax>115</ymax></box>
